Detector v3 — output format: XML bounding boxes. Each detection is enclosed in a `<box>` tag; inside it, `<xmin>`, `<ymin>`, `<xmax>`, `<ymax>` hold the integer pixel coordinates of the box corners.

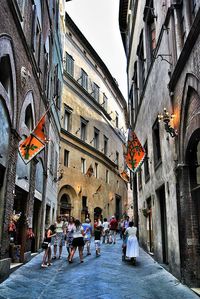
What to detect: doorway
<box><xmin>146</xmin><ymin>197</ymin><xmax>153</xmax><ymax>253</ymax></box>
<box><xmin>33</xmin><ymin>198</ymin><xmax>42</xmax><ymax>252</ymax></box>
<box><xmin>115</xmin><ymin>195</ymin><xmax>122</xmax><ymax>220</ymax></box>
<box><xmin>157</xmin><ymin>185</ymin><xmax>168</xmax><ymax>264</ymax></box>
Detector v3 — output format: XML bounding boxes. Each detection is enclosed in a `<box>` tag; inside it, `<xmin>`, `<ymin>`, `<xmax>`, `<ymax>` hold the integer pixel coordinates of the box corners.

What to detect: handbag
<box><xmin>41</xmin><ymin>241</ymin><xmax>49</xmax><ymax>249</ymax></box>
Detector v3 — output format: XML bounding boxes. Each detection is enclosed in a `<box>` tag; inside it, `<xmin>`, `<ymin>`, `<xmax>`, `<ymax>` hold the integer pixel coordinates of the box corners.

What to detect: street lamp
<box><xmin>158</xmin><ymin>108</ymin><xmax>178</xmax><ymax>138</ymax></box>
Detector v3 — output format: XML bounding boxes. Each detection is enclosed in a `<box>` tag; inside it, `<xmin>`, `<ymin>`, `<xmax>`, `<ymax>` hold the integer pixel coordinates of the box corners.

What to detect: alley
<box><xmin>0</xmin><ymin>238</ymin><xmax>198</xmax><ymax>299</ymax></box>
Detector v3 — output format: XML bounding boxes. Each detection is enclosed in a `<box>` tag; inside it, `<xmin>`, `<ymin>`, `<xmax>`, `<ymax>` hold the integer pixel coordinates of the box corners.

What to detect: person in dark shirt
<box><xmin>94</xmin><ymin>226</ymin><xmax>102</xmax><ymax>257</ymax></box>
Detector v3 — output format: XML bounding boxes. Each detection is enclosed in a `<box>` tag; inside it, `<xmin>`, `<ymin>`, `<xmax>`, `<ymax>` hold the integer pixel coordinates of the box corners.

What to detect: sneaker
<box><xmin>87</xmin><ymin>252</ymin><xmax>91</xmax><ymax>256</ymax></box>
<box><xmin>41</xmin><ymin>264</ymin><xmax>48</xmax><ymax>268</ymax></box>
<box><xmin>80</xmin><ymin>260</ymin><xmax>84</xmax><ymax>263</ymax></box>
<box><xmin>52</xmin><ymin>256</ymin><xmax>56</xmax><ymax>260</ymax></box>
<box><xmin>47</xmin><ymin>263</ymin><xmax>52</xmax><ymax>266</ymax></box>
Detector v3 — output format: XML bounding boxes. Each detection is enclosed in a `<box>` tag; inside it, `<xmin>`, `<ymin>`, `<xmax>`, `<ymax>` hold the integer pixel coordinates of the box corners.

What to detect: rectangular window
<box><xmin>81</xmin><ymin>158</ymin><xmax>86</xmax><ymax>174</ymax></box>
<box><xmin>133</xmin><ymin>62</ymin><xmax>139</xmax><ymax>114</ymax></box>
<box><xmin>50</xmin><ymin>141</ymin><xmax>54</xmax><ymax>174</ymax></box>
<box><xmin>104</xmin><ymin>136</ymin><xmax>108</xmax><ymax>155</ymax></box>
<box><xmin>103</xmin><ymin>94</ymin><xmax>108</xmax><ymax>111</ymax></box>
<box><xmin>93</xmin><ymin>83</ymin><xmax>100</xmax><ymax>102</ymax></box>
<box><xmin>80</xmin><ymin>118</ymin><xmax>88</xmax><ymax>142</ymax></box>
<box><xmin>144</xmin><ymin>141</ymin><xmax>150</xmax><ymax>181</ymax></box>
<box><xmin>95</xmin><ymin>163</ymin><xmax>98</xmax><ymax>178</ymax></box>
<box><xmin>116</xmin><ymin>112</ymin><xmax>119</xmax><ymax>128</ymax></box>
<box><xmin>115</xmin><ymin>151</ymin><xmax>119</xmax><ymax>169</ymax></box>
<box><xmin>54</xmin><ymin>151</ymin><xmax>58</xmax><ymax>179</ymax></box>
<box><xmin>106</xmin><ymin>170</ymin><xmax>109</xmax><ymax>183</ymax></box>
<box><xmin>64</xmin><ymin>150</ymin><xmax>69</xmax><ymax>167</ymax></box>
<box><xmin>137</xmin><ymin>31</ymin><xmax>145</xmax><ymax>92</ymax></box>
<box><xmin>64</xmin><ymin>110</ymin><xmax>71</xmax><ymax>131</ymax></box>
<box><xmin>152</xmin><ymin>120</ymin><xmax>161</xmax><ymax>167</ymax></box>
<box><xmin>82</xmin><ymin>196</ymin><xmax>87</xmax><ymax>209</ymax></box>
<box><xmin>81</xmin><ymin>69</ymin><xmax>88</xmax><ymax>90</ymax></box>
<box><xmin>94</xmin><ymin>128</ymin><xmax>99</xmax><ymax>150</ymax></box>
<box><xmin>66</xmin><ymin>53</ymin><xmax>74</xmax><ymax>77</ymax></box>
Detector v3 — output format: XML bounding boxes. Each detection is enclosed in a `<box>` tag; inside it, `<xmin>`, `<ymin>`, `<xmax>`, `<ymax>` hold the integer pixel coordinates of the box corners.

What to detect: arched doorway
<box><xmin>94</xmin><ymin>207</ymin><xmax>102</xmax><ymax>222</ymax></box>
<box><xmin>60</xmin><ymin>194</ymin><xmax>71</xmax><ymax>217</ymax></box>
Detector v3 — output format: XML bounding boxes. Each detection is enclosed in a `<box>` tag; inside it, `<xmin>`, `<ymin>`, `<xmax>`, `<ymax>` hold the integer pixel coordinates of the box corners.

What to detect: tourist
<box><xmin>125</xmin><ymin>221</ymin><xmax>139</xmax><ymax>264</ymax></box>
<box><xmin>52</xmin><ymin>216</ymin><xmax>65</xmax><ymax>259</ymax></box>
<box><xmin>41</xmin><ymin>224</ymin><xmax>56</xmax><ymax>268</ymax></box>
<box><xmin>109</xmin><ymin>215</ymin><xmax>118</xmax><ymax>244</ymax></box>
<box><xmin>94</xmin><ymin>225</ymin><xmax>102</xmax><ymax>257</ymax></box>
<box><xmin>82</xmin><ymin>218</ymin><xmax>92</xmax><ymax>255</ymax></box>
<box><xmin>66</xmin><ymin>216</ymin><xmax>75</xmax><ymax>261</ymax></box>
<box><xmin>68</xmin><ymin>219</ymin><xmax>85</xmax><ymax>263</ymax></box>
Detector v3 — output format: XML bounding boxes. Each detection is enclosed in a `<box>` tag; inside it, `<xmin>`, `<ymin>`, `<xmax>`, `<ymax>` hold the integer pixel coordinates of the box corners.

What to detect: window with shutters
<box><xmin>152</xmin><ymin>119</ymin><xmax>162</xmax><ymax>168</ymax></box>
<box><xmin>31</xmin><ymin>4</ymin><xmax>41</xmax><ymax>68</ymax></box>
<box><xmin>80</xmin><ymin>118</ymin><xmax>88</xmax><ymax>142</ymax></box>
<box><xmin>104</xmin><ymin>136</ymin><xmax>108</xmax><ymax>156</ymax></box>
<box><xmin>64</xmin><ymin>150</ymin><xmax>69</xmax><ymax>167</ymax></box>
<box><xmin>81</xmin><ymin>69</ymin><xmax>88</xmax><ymax>90</ymax></box>
<box><xmin>81</xmin><ymin>158</ymin><xmax>86</xmax><ymax>174</ymax></box>
<box><xmin>66</xmin><ymin>53</ymin><xmax>74</xmax><ymax>77</ymax></box>
<box><xmin>93</xmin><ymin>83</ymin><xmax>100</xmax><ymax>102</ymax></box>
<box><xmin>63</xmin><ymin>109</ymin><xmax>71</xmax><ymax>131</ymax></box>
<box><xmin>94</xmin><ymin>128</ymin><xmax>99</xmax><ymax>150</ymax></box>
<box><xmin>137</xmin><ymin>31</ymin><xmax>145</xmax><ymax>93</ymax></box>
<box><xmin>103</xmin><ymin>93</ymin><xmax>108</xmax><ymax>111</ymax></box>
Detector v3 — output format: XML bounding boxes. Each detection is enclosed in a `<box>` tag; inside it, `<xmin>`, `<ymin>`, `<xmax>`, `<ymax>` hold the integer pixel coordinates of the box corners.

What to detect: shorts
<box><xmin>53</xmin><ymin>232</ymin><xmax>65</xmax><ymax>246</ymax></box>
<box><xmin>95</xmin><ymin>240</ymin><xmax>101</xmax><ymax>250</ymax></box>
<box><xmin>72</xmin><ymin>237</ymin><xmax>85</xmax><ymax>247</ymax></box>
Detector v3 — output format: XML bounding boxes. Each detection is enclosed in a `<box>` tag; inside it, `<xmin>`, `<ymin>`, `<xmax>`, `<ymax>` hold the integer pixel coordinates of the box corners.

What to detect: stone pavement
<box><xmin>0</xmin><ymin>237</ymin><xmax>198</xmax><ymax>299</ymax></box>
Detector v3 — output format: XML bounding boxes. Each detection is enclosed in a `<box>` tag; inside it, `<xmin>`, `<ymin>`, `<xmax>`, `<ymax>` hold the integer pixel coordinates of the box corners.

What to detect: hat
<box><xmin>85</xmin><ymin>218</ymin><xmax>90</xmax><ymax>223</ymax></box>
<box><xmin>111</xmin><ymin>215</ymin><xmax>115</xmax><ymax>219</ymax></box>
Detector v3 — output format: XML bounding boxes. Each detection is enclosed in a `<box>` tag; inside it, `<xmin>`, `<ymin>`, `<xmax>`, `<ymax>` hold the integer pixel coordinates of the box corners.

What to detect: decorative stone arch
<box><xmin>19</xmin><ymin>90</ymin><xmax>36</xmax><ymax>137</ymax></box>
<box><xmin>177</xmin><ymin>72</ymin><xmax>200</xmax><ymax>286</ymax></box>
<box><xmin>58</xmin><ymin>185</ymin><xmax>77</xmax><ymax>217</ymax></box>
<box><xmin>178</xmin><ymin>72</ymin><xmax>200</xmax><ymax>162</ymax></box>
<box><xmin>0</xmin><ymin>34</ymin><xmax>17</xmax><ymax>128</ymax></box>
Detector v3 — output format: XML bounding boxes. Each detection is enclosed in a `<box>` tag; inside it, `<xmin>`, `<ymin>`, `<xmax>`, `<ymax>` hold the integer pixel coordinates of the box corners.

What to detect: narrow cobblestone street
<box><xmin>0</xmin><ymin>238</ymin><xmax>198</xmax><ymax>299</ymax></box>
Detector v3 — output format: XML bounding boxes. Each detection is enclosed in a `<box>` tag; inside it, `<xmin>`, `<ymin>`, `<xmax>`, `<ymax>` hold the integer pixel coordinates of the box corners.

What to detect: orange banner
<box><xmin>125</xmin><ymin>129</ymin><xmax>145</xmax><ymax>173</ymax></box>
<box><xmin>19</xmin><ymin>115</ymin><xmax>47</xmax><ymax>164</ymax></box>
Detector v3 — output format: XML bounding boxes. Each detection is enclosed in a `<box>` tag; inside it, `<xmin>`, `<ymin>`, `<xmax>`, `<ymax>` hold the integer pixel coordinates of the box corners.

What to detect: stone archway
<box><xmin>58</xmin><ymin>185</ymin><xmax>77</xmax><ymax>218</ymax></box>
<box><xmin>60</xmin><ymin>194</ymin><xmax>71</xmax><ymax>217</ymax></box>
<box><xmin>94</xmin><ymin>207</ymin><xmax>102</xmax><ymax>222</ymax></box>
<box><xmin>177</xmin><ymin>74</ymin><xmax>200</xmax><ymax>286</ymax></box>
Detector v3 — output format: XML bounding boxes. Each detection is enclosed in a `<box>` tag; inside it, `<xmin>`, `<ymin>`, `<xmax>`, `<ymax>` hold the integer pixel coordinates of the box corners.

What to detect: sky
<box><xmin>65</xmin><ymin>0</ymin><xmax>128</xmax><ymax>99</ymax></box>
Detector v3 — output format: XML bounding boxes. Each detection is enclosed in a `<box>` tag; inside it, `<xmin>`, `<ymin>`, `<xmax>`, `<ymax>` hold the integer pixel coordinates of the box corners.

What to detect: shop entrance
<box><xmin>9</xmin><ymin>186</ymin><xmax>28</xmax><ymax>262</ymax></box>
<box><xmin>146</xmin><ymin>197</ymin><xmax>153</xmax><ymax>253</ymax></box>
<box><xmin>115</xmin><ymin>195</ymin><xmax>122</xmax><ymax>220</ymax></box>
<box><xmin>157</xmin><ymin>185</ymin><xmax>168</xmax><ymax>264</ymax></box>
<box><xmin>94</xmin><ymin>207</ymin><xmax>102</xmax><ymax>222</ymax></box>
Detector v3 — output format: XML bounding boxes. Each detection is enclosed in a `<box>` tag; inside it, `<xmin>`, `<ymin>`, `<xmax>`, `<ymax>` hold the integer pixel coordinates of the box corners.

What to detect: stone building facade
<box><xmin>119</xmin><ymin>0</ymin><xmax>200</xmax><ymax>287</ymax></box>
<box><xmin>0</xmin><ymin>0</ymin><xmax>61</xmax><ymax>275</ymax></box>
<box><xmin>58</xmin><ymin>13</ymin><xmax>128</xmax><ymax>223</ymax></box>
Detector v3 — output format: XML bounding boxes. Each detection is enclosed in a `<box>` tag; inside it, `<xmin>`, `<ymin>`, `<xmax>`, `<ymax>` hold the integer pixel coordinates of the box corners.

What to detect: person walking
<box><xmin>66</xmin><ymin>216</ymin><xmax>75</xmax><ymax>261</ymax></box>
<box><xmin>125</xmin><ymin>221</ymin><xmax>139</xmax><ymax>264</ymax></box>
<box><xmin>41</xmin><ymin>224</ymin><xmax>56</xmax><ymax>268</ymax></box>
<box><xmin>102</xmin><ymin>218</ymin><xmax>109</xmax><ymax>244</ymax></box>
<box><xmin>109</xmin><ymin>216</ymin><xmax>118</xmax><ymax>244</ymax></box>
<box><xmin>52</xmin><ymin>216</ymin><xmax>65</xmax><ymax>259</ymax></box>
<box><xmin>94</xmin><ymin>225</ymin><xmax>102</xmax><ymax>257</ymax></box>
<box><xmin>82</xmin><ymin>218</ymin><xmax>92</xmax><ymax>255</ymax></box>
<box><xmin>68</xmin><ymin>219</ymin><xmax>85</xmax><ymax>263</ymax></box>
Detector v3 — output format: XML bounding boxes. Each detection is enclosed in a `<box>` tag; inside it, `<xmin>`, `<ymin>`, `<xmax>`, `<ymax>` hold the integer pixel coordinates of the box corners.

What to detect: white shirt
<box><xmin>102</xmin><ymin>221</ymin><xmax>109</xmax><ymax>230</ymax></box>
<box><xmin>73</xmin><ymin>226</ymin><xmax>84</xmax><ymax>238</ymax></box>
<box><xmin>126</xmin><ymin>226</ymin><xmax>137</xmax><ymax>237</ymax></box>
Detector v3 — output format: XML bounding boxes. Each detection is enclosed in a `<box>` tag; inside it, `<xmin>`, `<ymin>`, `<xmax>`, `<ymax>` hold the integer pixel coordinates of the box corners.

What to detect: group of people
<box><xmin>41</xmin><ymin>214</ymin><xmax>139</xmax><ymax>268</ymax></box>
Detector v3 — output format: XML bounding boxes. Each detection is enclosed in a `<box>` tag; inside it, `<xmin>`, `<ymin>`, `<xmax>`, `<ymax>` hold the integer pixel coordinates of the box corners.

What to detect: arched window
<box><xmin>25</xmin><ymin>104</ymin><xmax>33</xmax><ymax>131</ymax></box>
<box><xmin>0</xmin><ymin>55</ymin><xmax>13</xmax><ymax>101</ymax></box>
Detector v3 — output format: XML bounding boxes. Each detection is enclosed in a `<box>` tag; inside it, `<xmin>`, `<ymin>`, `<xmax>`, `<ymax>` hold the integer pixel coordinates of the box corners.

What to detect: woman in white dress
<box><xmin>125</xmin><ymin>221</ymin><xmax>139</xmax><ymax>264</ymax></box>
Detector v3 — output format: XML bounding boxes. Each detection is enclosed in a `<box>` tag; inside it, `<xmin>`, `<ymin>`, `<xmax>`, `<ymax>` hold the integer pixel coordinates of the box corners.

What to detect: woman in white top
<box><xmin>68</xmin><ymin>219</ymin><xmax>85</xmax><ymax>263</ymax></box>
<box><xmin>125</xmin><ymin>221</ymin><xmax>139</xmax><ymax>263</ymax></box>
